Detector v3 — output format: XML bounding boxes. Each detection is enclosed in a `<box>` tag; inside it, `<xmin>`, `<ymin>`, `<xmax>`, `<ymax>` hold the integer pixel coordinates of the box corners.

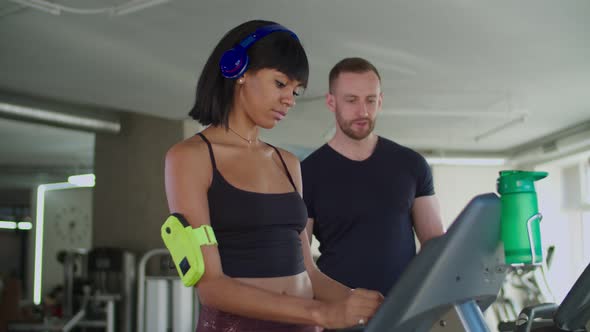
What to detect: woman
<box><xmin>165</xmin><ymin>20</ymin><xmax>383</xmax><ymax>331</ymax></box>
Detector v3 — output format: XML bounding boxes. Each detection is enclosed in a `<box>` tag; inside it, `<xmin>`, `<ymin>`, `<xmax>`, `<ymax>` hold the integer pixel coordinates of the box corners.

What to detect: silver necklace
<box><xmin>228</xmin><ymin>127</ymin><xmax>257</xmax><ymax>144</ymax></box>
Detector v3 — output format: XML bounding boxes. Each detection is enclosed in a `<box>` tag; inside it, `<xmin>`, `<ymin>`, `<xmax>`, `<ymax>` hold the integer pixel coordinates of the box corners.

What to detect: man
<box><xmin>301</xmin><ymin>57</ymin><xmax>445</xmax><ymax>296</ymax></box>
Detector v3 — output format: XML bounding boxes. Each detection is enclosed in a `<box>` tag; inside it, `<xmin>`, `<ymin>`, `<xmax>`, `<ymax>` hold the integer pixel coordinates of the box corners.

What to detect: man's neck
<box><xmin>328</xmin><ymin>132</ymin><xmax>379</xmax><ymax>161</ymax></box>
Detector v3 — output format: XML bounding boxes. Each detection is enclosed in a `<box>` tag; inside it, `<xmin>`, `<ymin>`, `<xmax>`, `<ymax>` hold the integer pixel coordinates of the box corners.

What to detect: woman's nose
<box><xmin>282</xmin><ymin>93</ymin><xmax>295</xmax><ymax>107</ymax></box>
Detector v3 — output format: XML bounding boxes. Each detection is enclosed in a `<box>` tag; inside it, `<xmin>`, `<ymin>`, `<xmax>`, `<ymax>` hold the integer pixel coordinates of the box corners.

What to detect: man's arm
<box><xmin>412</xmin><ymin>195</ymin><xmax>445</xmax><ymax>245</ymax></box>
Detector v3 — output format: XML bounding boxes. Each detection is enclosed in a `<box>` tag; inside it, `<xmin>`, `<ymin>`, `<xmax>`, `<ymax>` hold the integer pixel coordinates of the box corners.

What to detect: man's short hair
<box><xmin>328</xmin><ymin>57</ymin><xmax>381</xmax><ymax>93</ymax></box>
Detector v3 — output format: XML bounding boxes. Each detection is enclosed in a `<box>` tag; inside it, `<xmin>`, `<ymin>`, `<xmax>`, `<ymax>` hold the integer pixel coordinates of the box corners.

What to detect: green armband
<box><xmin>161</xmin><ymin>213</ymin><xmax>217</xmax><ymax>287</ymax></box>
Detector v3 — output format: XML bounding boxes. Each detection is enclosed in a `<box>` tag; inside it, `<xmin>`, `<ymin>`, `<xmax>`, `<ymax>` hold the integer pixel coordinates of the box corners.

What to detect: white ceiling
<box><xmin>0</xmin><ymin>0</ymin><xmax>589</xmax><ymax>173</ymax></box>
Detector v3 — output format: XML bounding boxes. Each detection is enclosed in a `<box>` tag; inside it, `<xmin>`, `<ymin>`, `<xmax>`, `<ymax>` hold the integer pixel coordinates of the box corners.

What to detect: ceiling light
<box><xmin>68</xmin><ymin>174</ymin><xmax>95</xmax><ymax>187</ymax></box>
<box><xmin>18</xmin><ymin>222</ymin><xmax>33</xmax><ymax>230</ymax></box>
<box><xmin>0</xmin><ymin>221</ymin><xmax>17</xmax><ymax>229</ymax></box>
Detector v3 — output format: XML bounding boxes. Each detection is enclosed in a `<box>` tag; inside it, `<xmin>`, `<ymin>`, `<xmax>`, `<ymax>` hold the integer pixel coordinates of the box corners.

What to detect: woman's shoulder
<box><xmin>272</xmin><ymin>146</ymin><xmax>300</xmax><ymax>168</ymax></box>
<box><xmin>166</xmin><ymin>134</ymin><xmax>211</xmax><ymax>167</ymax></box>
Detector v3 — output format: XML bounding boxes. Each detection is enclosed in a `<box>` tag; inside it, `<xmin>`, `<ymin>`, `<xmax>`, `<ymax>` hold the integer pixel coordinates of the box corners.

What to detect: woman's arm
<box><xmin>166</xmin><ymin>141</ymin><xmax>379</xmax><ymax>328</ymax></box>
<box><xmin>299</xmin><ymin>232</ymin><xmax>352</xmax><ymax>301</ymax></box>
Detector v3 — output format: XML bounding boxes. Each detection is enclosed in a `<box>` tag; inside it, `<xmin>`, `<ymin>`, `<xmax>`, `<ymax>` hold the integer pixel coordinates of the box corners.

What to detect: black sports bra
<box><xmin>198</xmin><ymin>133</ymin><xmax>307</xmax><ymax>277</ymax></box>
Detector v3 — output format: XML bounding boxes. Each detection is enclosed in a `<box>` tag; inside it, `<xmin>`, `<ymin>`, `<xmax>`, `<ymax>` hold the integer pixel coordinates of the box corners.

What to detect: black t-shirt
<box><xmin>301</xmin><ymin>136</ymin><xmax>434</xmax><ymax>295</ymax></box>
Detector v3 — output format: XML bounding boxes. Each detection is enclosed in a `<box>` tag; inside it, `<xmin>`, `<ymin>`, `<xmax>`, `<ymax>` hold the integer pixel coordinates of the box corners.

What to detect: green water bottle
<box><xmin>497</xmin><ymin>170</ymin><xmax>548</xmax><ymax>265</ymax></box>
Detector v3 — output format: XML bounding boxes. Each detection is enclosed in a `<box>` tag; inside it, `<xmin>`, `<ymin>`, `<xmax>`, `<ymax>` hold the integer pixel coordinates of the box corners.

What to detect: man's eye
<box><xmin>275</xmin><ymin>80</ymin><xmax>286</xmax><ymax>88</ymax></box>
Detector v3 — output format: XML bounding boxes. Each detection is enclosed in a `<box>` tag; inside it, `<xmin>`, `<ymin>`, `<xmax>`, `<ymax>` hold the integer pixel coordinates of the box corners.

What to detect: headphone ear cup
<box><xmin>220</xmin><ymin>47</ymin><xmax>249</xmax><ymax>79</ymax></box>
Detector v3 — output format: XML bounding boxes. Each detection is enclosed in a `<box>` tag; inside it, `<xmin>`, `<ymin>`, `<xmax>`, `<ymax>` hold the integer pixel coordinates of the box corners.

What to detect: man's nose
<box><xmin>358</xmin><ymin>103</ymin><xmax>369</xmax><ymax>116</ymax></box>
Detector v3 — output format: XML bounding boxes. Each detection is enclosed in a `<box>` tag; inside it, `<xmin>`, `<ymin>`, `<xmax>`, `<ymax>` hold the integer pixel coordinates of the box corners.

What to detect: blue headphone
<box><xmin>219</xmin><ymin>24</ymin><xmax>299</xmax><ymax>79</ymax></box>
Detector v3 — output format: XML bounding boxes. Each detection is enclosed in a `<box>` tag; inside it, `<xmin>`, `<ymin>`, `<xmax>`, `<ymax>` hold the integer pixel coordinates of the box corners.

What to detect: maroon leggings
<box><xmin>196</xmin><ymin>304</ymin><xmax>323</xmax><ymax>332</ymax></box>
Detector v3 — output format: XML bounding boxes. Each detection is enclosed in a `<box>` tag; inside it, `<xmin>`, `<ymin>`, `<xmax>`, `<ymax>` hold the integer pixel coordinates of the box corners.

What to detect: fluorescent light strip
<box><xmin>68</xmin><ymin>174</ymin><xmax>95</xmax><ymax>187</ymax></box>
<box><xmin>0</xmin><ymin>221</ymin><xmax>34</xmax><ymax>230</ymax></box>
<box><xmin>33</xmin><ymin>176</ymin><xmax>95</xmax><ymax>305</ymax></box>
<box><xmin>18</xmin><ymin>222</ymin><xmax>33</xmax><ymax>230</ymax></box>
<box><xmin>0</xmin><ymin>221</ymin><xmax>17</xmax><ymax>229</ymax></box>
<box><xmin>426</xmin><ymin>157</ymin><xmax>507</xmax><ymax>166</ymax></box>
<box><xmin>34</xmin><ymin>183</ymin><xmax>73</xmax><ymax>305</ymax></box>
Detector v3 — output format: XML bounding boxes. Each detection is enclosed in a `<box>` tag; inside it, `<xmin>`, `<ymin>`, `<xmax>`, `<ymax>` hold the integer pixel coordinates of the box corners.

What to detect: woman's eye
<box><xmin>293</xmin><ymin>87</ymin><xmax>304</xmax><ymax>97</ymax></box>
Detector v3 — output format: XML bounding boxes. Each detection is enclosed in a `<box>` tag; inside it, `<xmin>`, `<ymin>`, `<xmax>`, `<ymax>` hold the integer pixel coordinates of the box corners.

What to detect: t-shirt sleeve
<box><xmin>301</xmin><ymin>160</ymin><xmax>315</xmax><ymax>219</ymax></box>
<box><xmin>415</xmin><ymin>153</ymin><xmax>435</xmax><ymax>197</ymax></box>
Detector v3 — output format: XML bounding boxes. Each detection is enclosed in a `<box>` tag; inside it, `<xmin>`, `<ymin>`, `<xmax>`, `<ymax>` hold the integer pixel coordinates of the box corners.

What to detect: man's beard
<box><xmin>335</xmin><ymin>111</ymin><xmax>375</xmax><ymax>140</ymax></box>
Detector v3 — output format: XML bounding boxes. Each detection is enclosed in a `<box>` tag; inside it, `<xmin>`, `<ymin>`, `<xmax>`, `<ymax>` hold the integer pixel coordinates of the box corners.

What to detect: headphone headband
<box><xmin>238</xmin><ymin>24</ymin><xmax>299</xmax><ymax>49</ymax></box>
<box><xmin>219</xmin><ymin>24</ymin><xmax>299</xmax><ymax>79</ymax></box>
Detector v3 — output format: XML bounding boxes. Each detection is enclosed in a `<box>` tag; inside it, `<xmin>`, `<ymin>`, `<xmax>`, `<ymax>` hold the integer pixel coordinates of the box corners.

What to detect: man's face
<box><xmin>327</xmin><ymin>71</ymin><xmax>382</xmax><ymax>140</ymax></box>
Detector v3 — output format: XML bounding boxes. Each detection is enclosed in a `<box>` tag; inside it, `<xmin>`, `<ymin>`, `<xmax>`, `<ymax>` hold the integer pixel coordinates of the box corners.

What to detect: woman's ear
<box><xmin>239</xmin><ymin>71</ymin><xmax>253</xmax><ymax>84</ymax></box>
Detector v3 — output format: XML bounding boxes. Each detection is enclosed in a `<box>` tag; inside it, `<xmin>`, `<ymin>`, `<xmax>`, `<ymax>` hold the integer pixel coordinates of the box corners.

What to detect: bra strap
<box><xmin>197</xmin><ymin>133</ymin><xmax>217</xmax><ymax>170</ymax></box>
<box><xmin>268</xmin><ymin>144</ymin><xmax>297</xmax><ymax>191</ymax></box>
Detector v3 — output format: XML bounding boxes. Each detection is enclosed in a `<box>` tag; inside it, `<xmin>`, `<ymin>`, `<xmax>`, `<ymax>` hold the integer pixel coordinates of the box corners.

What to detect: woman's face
<box><xmin>236</xmin><ymin>68</ymin><xmax>304</xmax><ymax>129</ymax></box>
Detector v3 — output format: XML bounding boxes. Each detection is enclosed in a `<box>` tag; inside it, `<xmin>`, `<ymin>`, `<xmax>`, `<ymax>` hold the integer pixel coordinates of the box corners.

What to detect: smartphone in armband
<box><xmin>161</xmin><ymin>213</ymin><xmax>217</xmax><ymax>287</ymax></box>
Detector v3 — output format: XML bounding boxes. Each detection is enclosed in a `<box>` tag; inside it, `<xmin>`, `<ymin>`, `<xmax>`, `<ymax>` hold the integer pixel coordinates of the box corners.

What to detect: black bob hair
<box><xmin>189</xmin><ymin>20</ymin><xmax>309</xmax><ymax>128</ymax></box>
